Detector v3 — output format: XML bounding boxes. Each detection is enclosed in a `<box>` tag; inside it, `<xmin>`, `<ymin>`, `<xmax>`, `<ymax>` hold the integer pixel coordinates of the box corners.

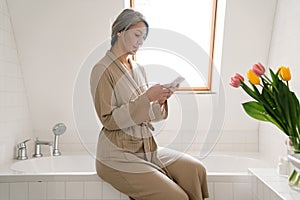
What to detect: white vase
<box><xmin>288</xmin><ymin>154</ymin><xmax>300</xmax><ymax>170</ymax></box>
<box><xmin>288</xmin><ymin>154</ymin><xmax>300</xmax><ymax>190</ymax></box>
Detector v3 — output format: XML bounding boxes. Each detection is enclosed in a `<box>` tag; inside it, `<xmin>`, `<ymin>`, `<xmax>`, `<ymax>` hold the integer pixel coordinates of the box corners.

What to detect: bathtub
<box><xmin>200</xmin><ymin>153</ymin><xmax>272</xmax><ymax>174</ymax></box>
<box><xmin>0</xmin><ymin>152</ymin><xmax>272</xmax><ymax>200</ymax></box>
<box><xmin>10</xmin><ymin>154</ymin><xmax>96</xmax><ymax>175</ymax></box>
<box><xmin>8</xmin><ymin>152</ymin><xmax>271</xmax><ymax>175</ymax></box>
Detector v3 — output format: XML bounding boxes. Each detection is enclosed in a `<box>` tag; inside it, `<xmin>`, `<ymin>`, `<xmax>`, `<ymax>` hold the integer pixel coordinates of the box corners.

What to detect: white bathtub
<box><xmin>9</xmin><ymin>152</ymin><xmax>271</xmax><ymax>175</ymax></box>
<box><xmin>200</xmin><ymin>153</ymin><xmax>271</xmax><ymax>174</ymax></box>
<box><xmin>1</xmin><ymin>152</ymin><xmax>272</xmax><ymax>200</ymax></box>
<box><xmin>10</xmin><ymin>154</ymin><xmax>96</xmax><ymax>175</ymax></box>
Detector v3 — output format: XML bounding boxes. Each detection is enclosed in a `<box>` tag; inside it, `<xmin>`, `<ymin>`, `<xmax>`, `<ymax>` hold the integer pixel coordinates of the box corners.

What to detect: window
<box><xmin>129</xmin><ymin>0</ymin><xmax>218</xmax><ymax>91</ymax></box>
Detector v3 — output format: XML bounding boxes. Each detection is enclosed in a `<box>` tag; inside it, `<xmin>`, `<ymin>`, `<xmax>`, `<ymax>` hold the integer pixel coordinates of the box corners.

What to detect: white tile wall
<box><xmin>10</xmin><ymin>182</ymin><xmax>28</xmax><ymax>200</ymax></box>
<box><xmin>84</xmin><ymin>181</ymin><xmax>102</xmax><ymax>199</ymax></box>
<box><xmin>0</xmin><ymin>0</ymin><xmax>33</xmax><ymax>164</ymax></box>
<box><xmin>0</xmin><ymin>175</ymin><xmax>256</xmax><ymax>200</ymax></box>
<box><xmin>66</xmin><ymin>182</ymin><xmax>84</xmax><ymax>199</ymax></box>
<box><xmin>157</xmin><ymin>130</ymin><xmax>259</xmax><ymax>154</ymax></box>
<box><xmin>47</xmin><ymin>182</ymin><xmax>65</xmax><ymax>199</ymax></box>
<box><xmin>206</xmin><ymin>182</ymin><xmax>214</xmax><ymax>200</ymax></box>
<box><xmin>260</xmin><ymin>0</ymin><xmax>300</xmax><ymax>166</ymax></box>
<box><xmin>28</xmin><ymin>182</ymin><xmax>47</xmax><ymax>200</ymax></box>
<box><xmin>214</xmin><ymin>183</ymin><xmax>233</xmax><ymax>200</ymax></box>
<box><xmin>102</xmin><ymin>182</ymin><xmax>122</xmax><ymax>200</ymax></box>
<box><xmin>0</xmin><ymin>180</ymin><xmax>124</xmax><ymax>200</ymax></box>
<box><xmin>0</xmin><ymin>183</ymin><xmax>9</xmax><ymax>200</ymax></box>
<box><xmin>233</xmin><ymin>182</ymin><xmax>252</xmax><ymax>200</ymax></box>
<box><xmin>208</xmin><ymin>175</ymin><xmax>253</xmax><ymax>200</ymax></box>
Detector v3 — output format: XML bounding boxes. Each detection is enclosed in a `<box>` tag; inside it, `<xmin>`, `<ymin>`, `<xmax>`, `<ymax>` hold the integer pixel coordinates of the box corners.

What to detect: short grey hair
<box><xmin>111</xmin><ymin>9</ymin><xmax>149</xmax><ymax>46</ymax></box>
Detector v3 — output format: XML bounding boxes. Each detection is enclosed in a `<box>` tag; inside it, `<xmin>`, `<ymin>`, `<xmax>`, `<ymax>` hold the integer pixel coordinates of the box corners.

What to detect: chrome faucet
<box><xmin>16</xmin><ymin>139</ymin><xmax>30</xmax><ymax>160</ymax></box>
<box><xmin>32</xmin><ymin>137</ymin><xmax>53</xmax><ymax>158</ymax></box>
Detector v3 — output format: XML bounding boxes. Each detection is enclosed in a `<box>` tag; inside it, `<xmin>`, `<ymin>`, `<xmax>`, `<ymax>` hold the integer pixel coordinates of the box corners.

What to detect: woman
<box><xmin>90</xmin><ymin>9</ymin><xmax>209</xmax><ymax>200</ymax></box>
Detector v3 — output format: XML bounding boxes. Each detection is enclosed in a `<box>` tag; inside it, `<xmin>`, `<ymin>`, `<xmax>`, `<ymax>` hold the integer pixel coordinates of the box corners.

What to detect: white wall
<box><xmin>260</xmin><ymin>0</ymin><xmax>300</xmax><ymax>166</ymax></box>
<box><xmin>3</xmin><ymin>0</ymin><xmax>278</xmax><ymax>159</ymax></box>
<box><xmin>0</xmin><ymin>0</ymin><xmax>33</xmax><ymax>164</ymax></box>
<box><xmin>216</xmin><ymin>0</ymin><xmax>276</xmax><ymax>152</ymax></box>
<box><xmin>7</xmin><ymin>0</ymin><xmax>124</xmax><ymax>153</ymax></box>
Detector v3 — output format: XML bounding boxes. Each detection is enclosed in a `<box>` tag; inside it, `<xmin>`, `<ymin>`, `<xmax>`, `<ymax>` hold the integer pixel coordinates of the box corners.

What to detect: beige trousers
<box><xmin>96</xmin><ymin>153</ymin><xmax>209</xmax><ymax>200</ymax></box>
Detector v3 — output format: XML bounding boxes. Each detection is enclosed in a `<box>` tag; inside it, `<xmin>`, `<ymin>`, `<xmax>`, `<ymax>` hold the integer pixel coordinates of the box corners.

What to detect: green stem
<box><xmin>262</xmin><ymin>74</ymin><xmax>272</xmax><ymax>84</ymax></box>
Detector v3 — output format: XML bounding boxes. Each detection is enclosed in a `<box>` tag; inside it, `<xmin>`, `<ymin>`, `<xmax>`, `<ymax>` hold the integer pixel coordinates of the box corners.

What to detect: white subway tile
<box><xmin>28</xmin><ymin>182</ymin><xmax>47</xmax><ymax>200</ymax></box>
<box><xmin>243</xmin><ymin>143</ymin><xmax>259</xmax><ymax>152</ymax></box>
<box><xmin>10</xmin><ymin>182</ymin><xmax>28</xmax><ymax>200</ymax></box>
<box><xmin>206</xmin><ymin>182</ymin><xmax>214</xmax><ymax>200</ymax></box>
<box><xmin>0</xmin><ymin>14</ymin><xmax>3</xmax><ymax>30</ymax></box>
<box><xmin>251</xmin><ymin>176</ymin><xmax>258</xmax><ymax>196</ymax></box>
<box><xmin>245</xmin><ymin>132</ymin><xmax>259</xmax><ymax>144</ymax></box>
<box><xmin>0</xmin><ymin>0</ymin><xmax>32</xmax><ymax>165</ymax></box>
<box><xmin>47</xmin><ymin>182</ymin><xmax>65</xmax><ymax>200</ymax></box>
<box><xmin>256</xmin><ymin>179</ymin><xmax>263</xmax><ymax>200</ymax></box>
<box><xmin>0</xmin><ymin>14</ymin><xmax>10</xmax><ymax>32</ymax></box>
<box><xmin>215</xmin><ymin>143</ymin><xmax>233</xmax><ymax>152</ymax></box>
<box><xmin>0</xmin><ymin>31</ymin><xmax>5</xmax><ymax>46</ymax></box>
<box><xmin>262</xmin><ymin>184</ymin><xmax>271</xmax><ymax>200</ymax></box>
<box><xmin>0</xmin><ymin>0</ymin><xmax>8</xmax><ymax>15</ymax></box>
<box><xmin>0</xmin><ymin>0</ymin><xmax>3</xmax><ymax>13</ymax></box>
<box><xmin>102</xmin><ymin>182</ymin><xmax>121</xmax><ymax>200</ymax></box>
<box><xmin>0</xmin><ymin>183</ymin><xmax>9</xmax><ymax>200</ymax></box>
<box><xmin>84</xmin><ymin>181</ymin><xmax>102</xmax><ymax>200</ymax></box>
<box><xmin>66</xmin><ymin>181</ymin><xmax>84</xmax><ymax>199</ymax></box>
<box><xmin>233</xmin><ymin>182</ymin><xmax>252</xmax><ymax>200</ymax></box>
<box><xmin>214</xmin><ymin>182</ymin><xmax>233</xmax><ymax>200</ymax></box>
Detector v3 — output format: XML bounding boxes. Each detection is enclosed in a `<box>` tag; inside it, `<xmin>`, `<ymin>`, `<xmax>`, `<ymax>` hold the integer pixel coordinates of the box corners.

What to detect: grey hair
<box><xmin>111</xmin><ymin>9</ymin><xmax>149</xmax><ymax>46</ymax></box>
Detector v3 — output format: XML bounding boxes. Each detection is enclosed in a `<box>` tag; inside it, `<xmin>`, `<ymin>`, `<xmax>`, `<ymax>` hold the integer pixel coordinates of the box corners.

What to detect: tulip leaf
<box><xmin>242</xmin><ymin>101</ymin><xmax>269</xmax><ymax>121</ymax></box>
<box><xmin>270</xmin><ymin>69</ymin><xmax>280</xmax><ymax>88</ymax></box>
<box><xmin>242</xmin><ymin>101</ymin><xmax>285</xmax><ymax>132</ymax></box>
<box><xmin>262</xmin><ymin>86</ymin><xmax>275</xmax><ymax>109</ymax></box>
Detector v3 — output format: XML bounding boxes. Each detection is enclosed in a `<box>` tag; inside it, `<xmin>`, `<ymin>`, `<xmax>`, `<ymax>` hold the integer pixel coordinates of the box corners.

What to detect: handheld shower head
<box><xmin>52</xmin><ymin>123</ymin><xmax>66</xmax><ymax>135</ymax></box>
<box><xmin>52</xmin><ymin>123</ymin><xmax>66</xmax><ymax>156</ymax></box>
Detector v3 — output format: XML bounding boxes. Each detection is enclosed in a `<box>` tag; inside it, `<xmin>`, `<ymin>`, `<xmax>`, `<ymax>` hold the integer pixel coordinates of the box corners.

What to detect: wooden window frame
<box><xmin>130</xmin><ymin>0</ymin><xmax>218</xmax><ymax>92</ymax></box>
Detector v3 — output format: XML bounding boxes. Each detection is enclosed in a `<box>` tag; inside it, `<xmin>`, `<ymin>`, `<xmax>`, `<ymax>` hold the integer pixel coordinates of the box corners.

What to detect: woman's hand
<box><xmin>146</xmin><ymin>84</ymin><xmax>173</xmax><ymax>103</ymax></box>
<box><xmin>158</xmin><ymin>88</ymin><xmax>173</xmax><ymax>104</ymax></box>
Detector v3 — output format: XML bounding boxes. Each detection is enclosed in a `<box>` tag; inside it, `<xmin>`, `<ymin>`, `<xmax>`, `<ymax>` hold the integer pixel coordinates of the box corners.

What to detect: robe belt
<box><xmin>141</xmin><ymin>121</ymin><xmax>155</xmax><ymax>131</ymax></box>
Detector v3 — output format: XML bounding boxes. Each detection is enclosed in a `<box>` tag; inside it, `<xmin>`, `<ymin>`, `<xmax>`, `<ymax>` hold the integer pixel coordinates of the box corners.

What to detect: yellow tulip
<box><xmin>247</xmin><ymin>69</ymin><xmax>260</xmax><ymax>85</ymax></box>
<box><xmin>279</xmin><ymin>66</ymin><xmax>291</xmax><ymax>81</ymax></box>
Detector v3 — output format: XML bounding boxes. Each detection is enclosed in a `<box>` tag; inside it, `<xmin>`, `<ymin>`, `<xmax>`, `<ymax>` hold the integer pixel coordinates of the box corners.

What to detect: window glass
<box><xmin>131</xmin><ymin>0</ymin><xmax>217</xmax><ymax>91</ymax></box>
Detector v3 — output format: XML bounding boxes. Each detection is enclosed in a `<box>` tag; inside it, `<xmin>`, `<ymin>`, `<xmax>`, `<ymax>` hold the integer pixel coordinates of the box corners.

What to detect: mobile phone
<box><xmin>163</xmin><ymin>76</ymin><xmax>185</xmax><ymax>91</ymax></box>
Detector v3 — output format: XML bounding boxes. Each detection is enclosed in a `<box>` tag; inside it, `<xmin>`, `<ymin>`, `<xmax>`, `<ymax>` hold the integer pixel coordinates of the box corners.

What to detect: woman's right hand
<box><xmin>146</xmin><ymin>84</ymin><xmax>171</xmax><ymax>102</ymax></box>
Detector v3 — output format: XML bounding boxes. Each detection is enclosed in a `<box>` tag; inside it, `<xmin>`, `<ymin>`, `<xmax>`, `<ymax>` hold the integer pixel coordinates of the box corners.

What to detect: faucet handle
<box><xmin>16</xmin><ymin>139</ymin><xmax>30</xmax><ymax>160</ymax></box>
<box><xmin>17</xmin><ymin>139</ymin><xmax>31</xmax><ymax>149</ymax></box>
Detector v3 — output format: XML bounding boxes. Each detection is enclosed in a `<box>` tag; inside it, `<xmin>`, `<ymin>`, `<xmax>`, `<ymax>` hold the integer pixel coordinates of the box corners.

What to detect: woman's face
<box><xmin>119</xmin><ymin>22</ymin><xmax>147</xmax><ymax>55</ymax></box>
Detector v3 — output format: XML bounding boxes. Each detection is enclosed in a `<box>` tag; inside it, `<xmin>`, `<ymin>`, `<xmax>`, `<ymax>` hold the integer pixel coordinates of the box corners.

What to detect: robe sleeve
<box><xmin>139</xmin><ymin>65</ymin><xmax>169</xmax><ymax>122</ymax></box>
<box><xmin>149</xmin><ymin>101</ymin><xmax>168</xmax><ymax>122</ymax></box>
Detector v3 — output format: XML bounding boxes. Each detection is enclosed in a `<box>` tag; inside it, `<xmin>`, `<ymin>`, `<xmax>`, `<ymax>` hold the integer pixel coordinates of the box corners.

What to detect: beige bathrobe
<box><xmin>90</xmin><ymin>50</ymin><xmax>209</xmax><ymax>200</ymax></box>
<box><xmin>90</xmin><ymin>50</ymin><xmax>171</xmax><ymax>175</ymax></box>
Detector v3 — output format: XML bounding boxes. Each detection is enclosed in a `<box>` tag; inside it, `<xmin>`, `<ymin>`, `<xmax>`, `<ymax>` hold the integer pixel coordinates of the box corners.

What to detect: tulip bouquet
<box><xmin>230</xmin><ymin>63</ymin><xmax>300</xmax><ymax>153</ymax></box>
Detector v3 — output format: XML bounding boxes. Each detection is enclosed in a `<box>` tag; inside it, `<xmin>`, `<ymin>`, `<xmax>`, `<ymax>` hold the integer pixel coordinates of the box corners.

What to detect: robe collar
<box><xmin>106</xmin><ymin>50</ymin><xmax>144</xmax><ymax>95</ymax></box>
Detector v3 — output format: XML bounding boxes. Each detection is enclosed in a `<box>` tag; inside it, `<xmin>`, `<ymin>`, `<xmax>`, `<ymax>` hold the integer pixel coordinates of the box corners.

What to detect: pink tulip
<box><xmin>234</xmin><ymin>73</ymin><xmax>244</xmax><ymax>82</ymax></box>
<box><xmin>230</xmin><ymin>73</ymin><xmax>244</xmax><ymax>88</ymax></box>
<box><xmin>252</xmin><ymin>62</ymin><xmax>265</xmax><ymax>76</ymax></box>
